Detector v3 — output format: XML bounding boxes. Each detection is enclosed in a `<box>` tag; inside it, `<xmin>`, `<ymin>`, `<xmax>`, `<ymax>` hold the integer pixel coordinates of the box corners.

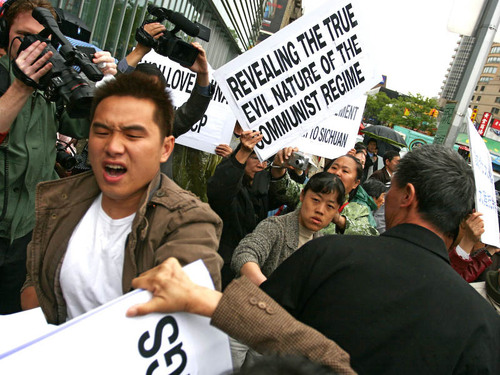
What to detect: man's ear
<box><xmin>300</xmin><ymin>189</ymin><xmax>305</xmax><ymax>203</ymax></box>
<box><xmin>401</xmin><ymin>183</ymin><xmax>417</xmax><ymax>208</ymax></box>
<box><xmin>160</xmin><ymin>136</ymin><xmax>175</xmax><ymax>163</ymax></box>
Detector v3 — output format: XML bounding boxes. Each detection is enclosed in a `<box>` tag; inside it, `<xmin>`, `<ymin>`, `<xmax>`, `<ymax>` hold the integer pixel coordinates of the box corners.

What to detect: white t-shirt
<box><xmin>456</xmin><ymin>245</ymin><xmax>471</xmax><ymax>260</ymax></box>
<box><xmin>60</xmin><ymin>193</ymin><xmax>135</xmax><ymax>320</ymax></box>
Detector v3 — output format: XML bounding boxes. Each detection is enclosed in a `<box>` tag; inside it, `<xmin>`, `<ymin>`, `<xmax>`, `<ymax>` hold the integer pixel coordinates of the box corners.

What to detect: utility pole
<box><xmin>440</xmin><ymin>0</ymin><xmax>500</xmax><ymax>148</ymax></box>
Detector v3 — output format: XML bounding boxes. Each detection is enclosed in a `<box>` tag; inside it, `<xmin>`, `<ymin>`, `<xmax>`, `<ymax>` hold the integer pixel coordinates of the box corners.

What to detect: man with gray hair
<box><xmin>257</xmin><ymin>144</ymin><xmax>499</xmax><ymax>374</ymax></box>
<box><xmin>127</xmin><ymin>145</ymin><xmax>499</xmax><ymax>374</ymax></box>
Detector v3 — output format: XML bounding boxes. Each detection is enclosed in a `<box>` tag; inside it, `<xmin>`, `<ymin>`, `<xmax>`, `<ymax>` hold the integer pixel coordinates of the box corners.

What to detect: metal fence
<box><xmin>50</xmin><ymin>0</ymin><xmax>265</xmax><ymax>68</ymax></box>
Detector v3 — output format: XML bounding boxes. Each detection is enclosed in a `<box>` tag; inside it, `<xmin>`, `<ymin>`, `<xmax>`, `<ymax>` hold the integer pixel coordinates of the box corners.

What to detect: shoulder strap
<box><xmin>0</xmin><ymin>63</ymin><xmax>10</xmax><ymax>96</ymax></box>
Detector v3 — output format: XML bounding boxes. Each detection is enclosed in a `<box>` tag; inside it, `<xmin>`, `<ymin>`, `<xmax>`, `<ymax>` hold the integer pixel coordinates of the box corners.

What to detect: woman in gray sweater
<box><xmin>231</xmin><ymin>172</ymin><xmax>345</xmax><ymax>286</ymax></box>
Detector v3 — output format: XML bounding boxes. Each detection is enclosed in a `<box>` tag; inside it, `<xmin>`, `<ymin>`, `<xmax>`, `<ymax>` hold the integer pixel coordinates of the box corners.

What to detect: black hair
<box><xmin>303</xmin><ymin>172</ymin><xmax>345</xmax><ymax>207</ymax></box>
<box><xmin>91</xmin><ymin>71</ymin><xmax>174</xmax><ymax>138</ymax></box>
<box><xmin>362</xmin><ymin>179</ymin><xmax>387</xmax><ymax>199</ymax></box>
<box><xmin>325</xmin><ymin>155</ymin><xmax>363</xmax><ymax>180</ymax></box>
<box><xmin>135</xmin><ymin>63</ymin><xmax>167</xmax><ymax>87</ymax></box>
<box><xmin>324</xmin><ymin>154</ymin><xmax>363</xmax><ymax>201</ymax></box>
<box><xmin>392</xmin><ymin>144</ymin><xmax>475</xmax><ymax>239</ymax></box>
<box><xmin>354</xmin><ymin>142</ymin><xmax>367</xmax><ymax>153</ymax></box>
<box><xmin>383</xmin><ymin>150</ymin><xmax>400</xmax><ymax>165</ymax></box>
<box><xmin>235</xmin><ymin>355</ymin><xmax>339</xmax><ymax>375</ymax></box>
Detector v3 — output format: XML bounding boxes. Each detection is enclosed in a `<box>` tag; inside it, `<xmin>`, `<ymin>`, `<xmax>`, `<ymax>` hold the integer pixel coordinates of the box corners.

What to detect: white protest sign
<box><xmin>142</xmin><ymin>51</ymin><xmax>236</xmax><ymax>154</ymax></box>
<box><xmin>0</xmin><ymin>308</ymin><xmax>55</xmax><ymax>355</ymax></box>
<box><xmin>0</xmin><ymin>261</ymin><xmax>231</xmax><ymax>375</ymax></box>
<box><xmin>297</xmin><ymin>95</ymin><xmax>367</xmax><ymax>159</ymax></box>
<box><xmin>213</xmin><ymin>0</ymin><xmax>379</xmax><ymax>161</ymax></box>
<box><xmin>467</xmin><ymin>110</ymin><xmax>500</xmax><ymax>247</ymax></box>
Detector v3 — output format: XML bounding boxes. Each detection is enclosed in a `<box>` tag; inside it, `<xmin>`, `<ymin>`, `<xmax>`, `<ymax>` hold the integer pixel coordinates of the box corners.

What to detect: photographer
<box><xmin>207</xmin><ymin>133</ymin><xmax>301</xmax><ymax>289</ymax></box>
<box><xmin>0</xmin><ymin>0</ymin><xmax>115</xmax><ymax>314</ymax></box>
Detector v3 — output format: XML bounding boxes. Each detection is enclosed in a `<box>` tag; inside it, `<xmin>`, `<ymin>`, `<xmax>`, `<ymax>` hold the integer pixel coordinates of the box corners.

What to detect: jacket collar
<box><xmin>36</xmin><ymin>169</ymin><xmax>162</xmax><ymax>214</ymax></box>
<box><xmin>381</xmin><ymin>223</ymin><xmax>450</xmax><ymax>264</ymax></box>
<box><xmin>353</xmin><ymin>185</ymin><xmax>377</xmax><ymax>211</ymax></box>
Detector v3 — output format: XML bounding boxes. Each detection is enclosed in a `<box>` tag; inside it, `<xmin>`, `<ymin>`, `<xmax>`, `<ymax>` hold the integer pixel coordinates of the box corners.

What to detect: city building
<box><xmin>438</xmin><ymin>35</ymin><xmax>474</xmax><ymax>107</ymax></box>
<box><xmin>440</xmin><ymin>38</ymin><xmax>500</xmax><ymax>167</ymax></box>
<box><xmin>440</xmin><ymin>37</ymin><xmax>500</xmax><ymax>135</ymax></box>
<box><xmin>469</xmin><ymin>43</ymin><xmax>500</xmax><ymax>128</ymax></box>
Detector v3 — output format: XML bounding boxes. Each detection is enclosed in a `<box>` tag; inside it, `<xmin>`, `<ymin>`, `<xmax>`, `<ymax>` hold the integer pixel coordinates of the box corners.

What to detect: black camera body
<box><xmin>13</xmin><ymin>7</ymin><xmax>103</xmax><ymax>118</ymax></box>
<box><xmin>136</xmin><ymin>5</ymin><xmax>211</xmax><ymax>66</ymax></box>
<box><xmin>155</xmin><ymin>33</ymin><xmax>199</xmax><ymax>67</ymax></box>
<box><xmin>55</xmin><ymin>143</ymin><xmax>76</xmax><ymax>171</ymax></box>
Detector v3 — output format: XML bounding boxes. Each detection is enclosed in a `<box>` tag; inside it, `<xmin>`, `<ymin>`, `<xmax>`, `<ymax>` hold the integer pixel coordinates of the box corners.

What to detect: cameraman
<box><xmin>117</xmin><ymin>22</ymin><xmax>213</xmax><ymax>179</ymax></box>
<box><xmin>0</xmin><ymin>0</ymin><xmax>115</xmax><ymax>314</ymax></box>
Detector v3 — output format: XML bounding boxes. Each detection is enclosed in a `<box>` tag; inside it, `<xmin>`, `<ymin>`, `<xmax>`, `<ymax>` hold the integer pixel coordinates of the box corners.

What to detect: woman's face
<box><xmin>327</xmin><ymin>156</ymin><xmax>360</xmax><ymax>194</ymax></box>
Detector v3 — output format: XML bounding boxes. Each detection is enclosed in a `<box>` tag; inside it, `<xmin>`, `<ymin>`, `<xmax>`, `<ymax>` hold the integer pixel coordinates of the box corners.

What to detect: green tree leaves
<box><xmin>364</xmin><ymin>92</ymin><xmax>439</xmax><ymax>135</ymax></box>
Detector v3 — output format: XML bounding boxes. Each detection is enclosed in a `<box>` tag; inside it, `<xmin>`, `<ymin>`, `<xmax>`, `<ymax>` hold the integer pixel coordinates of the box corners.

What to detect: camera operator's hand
<box><xmin>14</xmin><ymin>40</ymin><xmax>53</xmax><ymax>90</ymax></box>
<box><xmin>271</xmin><ymin>146</ymin><xmax>299</xmax><ymax>179</ymax></box>
<box><xmin>136</xmin><ymin>22</ymin><xmax>165</xmax><ymax>54</ymax></box>
<box><xmin>0</xmin><ymin>40</ymin><xmax>53</xmax><ymax>133</ymax></box>
<box><xmin>93</xmin><ymin>51</ymin><xmax>117</xmax><ymax>76</ymax></box>
<box><xmin>126</xmin><ymin>22</ymin><xmax>166</xmax><ymax>68</ymax></box>
<box><xmin>144</xmin><ymin>22</ymin><xmax>166</xmax><ymax>41</ymax></box>
<box><xmin>188</xmin><ymin>42</ymin><xmax>209</xmax><ymax>87</ymax></box>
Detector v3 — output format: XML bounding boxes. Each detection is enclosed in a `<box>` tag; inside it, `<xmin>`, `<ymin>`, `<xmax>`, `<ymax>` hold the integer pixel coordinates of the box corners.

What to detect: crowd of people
<box><xmin>0</xmin><ymin>1</ymin><xmax>499</xmax><ymax>374</ymax></box>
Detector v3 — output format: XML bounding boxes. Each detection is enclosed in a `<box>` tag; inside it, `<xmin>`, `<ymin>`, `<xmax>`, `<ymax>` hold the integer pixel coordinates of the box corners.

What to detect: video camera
<box><xmin>136</xmin><ymin>4</ymin><xmax>211</xmax><ymax>67</ymax></box>
<box><xmin>13</xmin><ymin>7</ymin><xmax>103</xmax><ymax>118</ymax></box>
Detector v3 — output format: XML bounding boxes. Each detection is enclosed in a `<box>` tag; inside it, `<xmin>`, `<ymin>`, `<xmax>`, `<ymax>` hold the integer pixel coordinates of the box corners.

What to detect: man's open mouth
<box><xmin>105</xmin><ymin>164</ymin><xmax>127</xmax><ymax>177</ymax></box>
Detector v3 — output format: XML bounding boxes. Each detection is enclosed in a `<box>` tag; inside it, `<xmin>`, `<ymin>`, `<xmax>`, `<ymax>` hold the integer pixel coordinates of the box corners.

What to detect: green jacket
<box><xmin>0</xmin><ymin>56</ymin><xmax>89</xmax><ymax>241</ymax></box>
<box><xmin>269</xmin><ymin>172</ymin><xmax>379</xmax><ymax>236</ymax></box>
<box><xmin>350</xmin><ymin>185</ymin><xmax>378</xmax><ymax>228</ymax></box>
<box><xmin>172</xmin><ymin>144</ymin><xmax>221</xmax><ymax>202</ymax></box>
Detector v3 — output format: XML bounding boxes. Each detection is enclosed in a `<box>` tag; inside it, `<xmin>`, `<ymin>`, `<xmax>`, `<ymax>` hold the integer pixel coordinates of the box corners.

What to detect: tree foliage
<box><xmin>364</xmin><ymin>92</ymin><xmax>439</xmax><ymax>135</ymax></box>
<box><xmin>364</xmin><ymin>92</ymin><xmax>391</xmax><ymax>124</ymax></box>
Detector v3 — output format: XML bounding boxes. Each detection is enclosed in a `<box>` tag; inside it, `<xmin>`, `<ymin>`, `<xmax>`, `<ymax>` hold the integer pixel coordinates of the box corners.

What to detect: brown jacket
<box><xmin>369</xmin><ymin>167</ymin><xmax>391</xmax><ymax>185</ymax></box>
<box><xmin>24</xmin><ymin>171</ymin><xmax>223</xmax><ymax>324</ymax></box>
<box><xmin>211</xmin><ymin>277</ymin><xmax>356</xmax><ymax>374</ymax></box>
